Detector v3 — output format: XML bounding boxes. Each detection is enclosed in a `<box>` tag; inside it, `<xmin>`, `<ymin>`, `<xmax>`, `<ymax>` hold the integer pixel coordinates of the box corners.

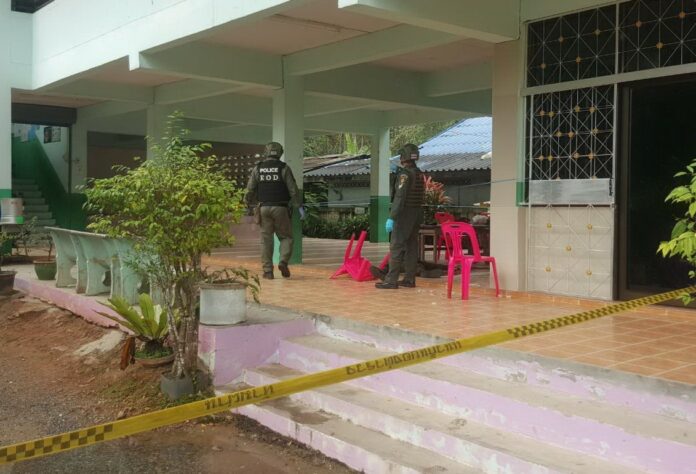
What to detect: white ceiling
<box><xmin>371</xmin><ymin>39</ymin><xmax>494</xmax><ymax>72</ymax></box>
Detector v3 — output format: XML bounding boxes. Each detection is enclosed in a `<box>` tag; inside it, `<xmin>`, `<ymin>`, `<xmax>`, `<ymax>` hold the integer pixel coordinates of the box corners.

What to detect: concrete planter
<box><xmin>33</xmin><ymin>258</ymin><xmax>57</xmax><ymax>281</ymax></box>
<box><xmin>0</xmin><ymin>271</ymin><xmax>17</xmax><ymax>294</ymax></box>
<box><xmin>199</xmin><ymin>282</ymin><xmax>246</xmax><ymax>326</ymax></box>
<box><xmin>160</xmin><ymin>372</ymin><xmax>194</xmax><ymax>400</ymax></box>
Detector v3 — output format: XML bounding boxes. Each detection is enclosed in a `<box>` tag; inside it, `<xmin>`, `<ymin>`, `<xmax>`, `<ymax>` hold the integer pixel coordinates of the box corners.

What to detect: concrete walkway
<box><xmin>207</xmin><ymin>237</ymin><xmax>696</xmax><ymax>386</ymax></box>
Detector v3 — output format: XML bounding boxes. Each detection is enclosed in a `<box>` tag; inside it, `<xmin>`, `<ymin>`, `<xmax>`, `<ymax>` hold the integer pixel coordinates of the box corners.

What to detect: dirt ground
<box><xmin>0</xmin><ymin>291</ymin><xmax>355</xmax><ymax>474</ymax></box>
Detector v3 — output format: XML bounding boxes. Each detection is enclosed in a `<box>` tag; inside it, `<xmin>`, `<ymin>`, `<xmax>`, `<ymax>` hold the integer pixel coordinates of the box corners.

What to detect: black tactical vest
<box><xmin>257</xmin><ymin>159</ymin><xmax>291</xmax><ymax>204</ymax></box>
<box><xmin>405</xmin><ymin>168</ymin><xmax>425</xmax><ymax>207</ymax></box>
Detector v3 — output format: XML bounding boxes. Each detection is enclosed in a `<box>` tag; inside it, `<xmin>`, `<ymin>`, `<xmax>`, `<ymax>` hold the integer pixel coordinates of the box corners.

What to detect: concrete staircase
<box><xmin>12</xmin><ymin>178</ymin><xmax>56</xmax><ymax>227</ymax></box>
<box><xmin>224</xmin><ymin>327</ymin><xmax>696</xmax><ymax>473</ymax></box>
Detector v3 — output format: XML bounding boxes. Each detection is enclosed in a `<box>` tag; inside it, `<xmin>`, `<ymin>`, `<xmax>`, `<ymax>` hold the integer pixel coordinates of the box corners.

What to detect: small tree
<box><xmin>84</xmin><ymin>113</ymin><xmax>247</xmax><ymax>379</ymax></box>
<box><xmin>658</xmin><ymin>159</ymin><xmax>696</xmax><ymax>304</ymax></box>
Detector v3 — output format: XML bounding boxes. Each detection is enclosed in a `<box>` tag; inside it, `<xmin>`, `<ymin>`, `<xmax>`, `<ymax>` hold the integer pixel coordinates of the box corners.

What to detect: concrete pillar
<box><xmin>0</xmin><ymin>5</ymin><xmax>11</xmax><ymax>198</ymax></box>
<box><xmin>369</xmin><ymin>127</ymin><xmax>391</xmax><ymax>242</ymax></box>
<box><xmin>490</xmin><ymin>39</ymin><xmax>527</xmax><ymax>291</ymax></box>
<box><xmin>272</xmin><ymin>72</ymin><xmax>304</xmax><ymax>264</ymax></box>
<box><xmin>146</xmin><ymin>105</ymin><xmax>167</xmax><ymax>159</ymax></box>
<box><xmin>70</xmin><ymin>121</ymin><xmax>88</xmax><ymax>193</ymax></box>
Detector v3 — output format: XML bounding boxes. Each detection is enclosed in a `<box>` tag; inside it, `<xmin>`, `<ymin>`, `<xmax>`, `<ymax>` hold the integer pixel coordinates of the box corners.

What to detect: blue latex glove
<box><xmin>298</xmin><ymin>206</ymin><xmax>306</xmax><ymax>220</ymax></box>
<box><xmin>385</xmin><ymin>218</ymin><xmax>394</xmax><ymax>233</ymax></box>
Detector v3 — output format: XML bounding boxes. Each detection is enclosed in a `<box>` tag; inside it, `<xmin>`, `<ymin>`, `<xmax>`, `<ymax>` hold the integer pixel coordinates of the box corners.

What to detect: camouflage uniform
<box><xmin>379</xmin><ymin>144</ymin><xmax>425</xmax><ymax>288</ymax></box>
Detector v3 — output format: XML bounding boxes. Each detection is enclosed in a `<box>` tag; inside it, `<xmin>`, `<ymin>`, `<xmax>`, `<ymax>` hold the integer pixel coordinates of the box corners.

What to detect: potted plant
<box><xmin>200</xmin><ymin>267</ymin><xmax>260</xmax><ymax>325</ymax></box>
<box><xmin>30</xmin><ymin>228</ymin><xmax>56</xmax><ymax>281</ymax></box>
<box><xmin>13</xmin><ymin>216</ymin><xmax>37</xmax><ymax>263</ymax></box>
<box><xmin>0</xmin><ymin>230</ymin><xmax>16</xmax><ymax>294</ymax></box>
<box><xmin>98</xmin><ymin>294</ymin><xmax>174</xmax><ymax>368</ymax></box>
<box><xmin>423</xmin><ymin>176</ymin><xmax>452</xmax><ymax>225</ymax></box>
<box><xmin>84</xmin><ymin>112</ymin><xmax>248</xmax><ymax>399</ymax></box>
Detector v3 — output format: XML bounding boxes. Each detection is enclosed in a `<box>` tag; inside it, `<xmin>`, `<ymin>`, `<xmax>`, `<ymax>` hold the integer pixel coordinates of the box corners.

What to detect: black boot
<box><xmin>370</xmin><ymin>265</ymin><xmax>386</xmax><ymax>281</ymax></box>
<box><xmin>398</xmin><ymin>280</ymin><xmax>415</xmax><ymax>288</ymax></box>
<box><xmin>262</xmin><ymin>272</ymin><xmax>274</xmax><ymax>280</ymax></box>
<box><xmin>375</xmin><ymin>281</ymin><xmax>398</xmax><ymax>289</ymax></box>
<box><xmin>278</xmin><ymin>262</ymin><xmax>291</xmax><ymax>278</ymax></box>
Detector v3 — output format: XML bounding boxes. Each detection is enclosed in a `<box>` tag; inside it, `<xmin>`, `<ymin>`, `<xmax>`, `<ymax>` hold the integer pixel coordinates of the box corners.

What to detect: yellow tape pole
<box><xmin>2</xmin><ymin>285</ymin><xmax>694</xmax><ymax>465</ymax></box>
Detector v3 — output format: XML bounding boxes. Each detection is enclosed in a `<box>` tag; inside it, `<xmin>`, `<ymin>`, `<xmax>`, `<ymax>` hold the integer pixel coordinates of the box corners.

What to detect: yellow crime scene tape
<box><xmin>2</xmin><ymin>285</ymin><xmax>694</xmax><ymax>465</ymax></box>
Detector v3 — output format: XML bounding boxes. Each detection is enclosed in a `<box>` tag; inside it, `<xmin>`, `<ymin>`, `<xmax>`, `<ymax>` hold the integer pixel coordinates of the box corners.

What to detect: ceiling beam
<box><xmin>338</xmin><ymin>0</ymin><xmax>519</xmax><ymax>43</ymax></box>
<box><xmin>305</xmin><ymin>64</ymin><xmax>489</xmax><ymax>113</ymax></box>
<box><xmin>130</xmin><ymin>42</ymin><xmax>282</xmax><ymax>88</ymax></box>
<box><xmin>304</xmin><ymin>96</ymin><xmax>374</xmax><ymax>117</ymax></box>
<box><xmin>32</xmin><ymin>0</ymin><xmax>310</xmax><ymax>89</ymax></box>
<box><xmin>189</xmin><ymin>125</ymin><xmax>271</xmax><ymax>145</ymax></box>
<box><xmin>285</xmin><ymin>25</ymin><xmax>456</xmax><ymax>76</ymax></box>
<box><xmin>176</xmin><ymin>94</ymin><xmax>273</xmax><ymax>126</ymax></box>
<box><xmin>305</xmin><ymin>110</ymin><xmax>382</xmax><ymax>135</ymax></box>
<box><xmin>425</xmin><ymin>63</ymin><xmax>492</xmax><ymax>97</ymax></box>
<box><xmin>47</xmin><ymin>79</ymin><xmax>154</xmax><ymax>104</ymax></box>
<box><xmin>155</xmin><ymin>80</ymin><xmax>250</xmax><ymax>105</ymax></box>
<box><xmin>384</xmin><ymin>108</ymin><xmax>472</xmax><ymax>127</ymax></box>
<box><xmin>77</xmin><ymin>101</ymin><xmax>147</xmax><ymax>121</ymax></box>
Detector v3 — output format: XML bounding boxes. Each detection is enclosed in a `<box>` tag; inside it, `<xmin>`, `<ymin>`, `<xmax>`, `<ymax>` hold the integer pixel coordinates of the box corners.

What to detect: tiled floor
<box><xmin>208</xmin><ymin>237</ymin><xmax>696</xmax><ymax>385</ymax></box>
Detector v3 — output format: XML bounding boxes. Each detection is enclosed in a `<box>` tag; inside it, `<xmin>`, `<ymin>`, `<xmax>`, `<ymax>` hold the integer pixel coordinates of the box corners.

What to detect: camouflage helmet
<box><xmin>264</xmin><ymin>141</ymin><xmax>284</xmax><ymax>159</ymax></box>
<box><xmin>399</xmin><ymin>143</ymin><xmax>420</xmax><ymax>162</ymax></box>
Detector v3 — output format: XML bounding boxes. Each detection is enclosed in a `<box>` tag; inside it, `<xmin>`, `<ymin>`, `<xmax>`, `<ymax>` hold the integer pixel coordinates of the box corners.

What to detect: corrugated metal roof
<box><xmin>402</xmin><ymin>116</ymin><xmax>492</xmax><ymax>173</ymax></box>
<box><xmin>304</xmin><ymin>116</ymin><xmax>492</xmax><ymax>177</ymax></box>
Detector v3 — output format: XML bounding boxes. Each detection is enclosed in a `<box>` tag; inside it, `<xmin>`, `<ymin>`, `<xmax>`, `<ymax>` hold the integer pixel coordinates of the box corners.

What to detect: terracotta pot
<box><xmin>136</xmin><ymin>352</ymin><xmax>175</xmax><ymax>368</ymax></box>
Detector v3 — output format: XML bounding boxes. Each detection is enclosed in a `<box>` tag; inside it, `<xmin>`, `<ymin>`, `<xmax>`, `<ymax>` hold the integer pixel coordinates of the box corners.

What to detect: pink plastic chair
<box><xmin>434</xmin><ymin>212</ymin><xmax>455</xmax><ymax>262</ymax></box>
<box><xmin>331</xmin><ymin>231</ymin><xmax>389</xmax><ymax>282</ymax></box>
<box><xmin>440</xmin><ymin>222</ymin><xmax>500</xmax><ymax>300</ymax></box>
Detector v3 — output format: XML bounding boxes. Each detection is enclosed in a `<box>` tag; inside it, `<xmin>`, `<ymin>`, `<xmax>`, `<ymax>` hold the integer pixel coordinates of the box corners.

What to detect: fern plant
<box><xmin>98</xmin><ymin>294</ymin><xmax>173</xmax><ymax>367</ymax></box>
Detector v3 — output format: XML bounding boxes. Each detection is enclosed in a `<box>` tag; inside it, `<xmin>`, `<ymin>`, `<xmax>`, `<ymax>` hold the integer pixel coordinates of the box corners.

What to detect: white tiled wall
<box><xmin>528</xmin><ymin>205</ymin><xmax>614</xmax><ymax>300</ymax></box>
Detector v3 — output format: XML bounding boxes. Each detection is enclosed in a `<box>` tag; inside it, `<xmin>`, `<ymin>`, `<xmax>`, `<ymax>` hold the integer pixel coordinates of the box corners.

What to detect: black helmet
<box><xmin>399</xmin><ymin>143</ymin><xmax>419</xmax><ymax>162</ymax></box>
<box><xmin>264</xmin><ymin>141</ymin><xmax>284</xmax><ymax>159</ymax></box>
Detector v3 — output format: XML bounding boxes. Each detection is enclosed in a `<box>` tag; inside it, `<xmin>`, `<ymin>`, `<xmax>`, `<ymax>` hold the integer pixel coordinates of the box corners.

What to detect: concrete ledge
<box><xmin>199</xmin><ymin>305</ymin><xmax>315</xmax><ymax>386</ymax></box>
<box><xmin>14</xmin><ymin>271</ymin><xmax>118</xmax><ymax>329</ymax></box>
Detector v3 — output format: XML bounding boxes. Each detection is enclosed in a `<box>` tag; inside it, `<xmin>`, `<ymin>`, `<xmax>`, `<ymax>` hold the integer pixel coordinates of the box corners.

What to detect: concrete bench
<box><xmin>46</xmin><ymin>227</ymin><xmax>79</xmax><ymax>288</ymax></box>
<box><xmin>46</xmin><ymin>227</ymin><xmax>141</xmax><ymax>303</ymax></box>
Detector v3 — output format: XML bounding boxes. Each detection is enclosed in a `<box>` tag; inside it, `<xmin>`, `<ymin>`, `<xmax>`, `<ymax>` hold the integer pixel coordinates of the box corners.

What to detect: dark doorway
<box><xmin>618</xmin><ymin>75</ymin><xmax>696</xmax><ymax>300</ymax></box>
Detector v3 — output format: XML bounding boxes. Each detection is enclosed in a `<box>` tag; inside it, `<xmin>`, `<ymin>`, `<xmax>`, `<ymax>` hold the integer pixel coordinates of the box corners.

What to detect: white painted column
<box><xmin>272</xmin><ymin>71</ymin><xmax>304</xmax><ymax>263</ymax></box>
<box><xmin>0</xmin><ymin>5</ymin><xmax>11</xmax><ymax>199</ymax></box>
<box><xmin>70</xmin><ymin>121</ymin><xmax>88</xmax><ymax>193</ymax></box>
<box><xmin>369</xmin><ymin>126</ymin><xmax>391</xmax><ymax>242</ymax></box>
<box><xmin>146</xmin><ymin>105</ymin><xmax>167</xmax><ymax>159</ymax></box>
<box><xmin>490</xmin><ymin>39</ymin><xmax>527</xmax><ymax>291</ymax></box>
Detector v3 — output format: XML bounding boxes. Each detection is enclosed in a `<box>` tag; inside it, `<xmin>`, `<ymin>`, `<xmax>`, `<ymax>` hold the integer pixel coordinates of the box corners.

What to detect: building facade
<box><xmin>0</xmin><ymin>0</ymin><xmax>690</xmax><ymax>301</ymax></box>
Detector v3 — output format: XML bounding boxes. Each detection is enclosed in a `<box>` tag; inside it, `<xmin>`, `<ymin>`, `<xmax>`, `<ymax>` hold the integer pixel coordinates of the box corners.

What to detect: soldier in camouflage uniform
<box><xmin>376</xmin><ymin>143</ymin><xmax>425</xmax><ymax>289</ymax></box>
<box><xmin>246</xmin><ymin>142</ymin><xmax>304</xmax><ymax>279</ymax></box>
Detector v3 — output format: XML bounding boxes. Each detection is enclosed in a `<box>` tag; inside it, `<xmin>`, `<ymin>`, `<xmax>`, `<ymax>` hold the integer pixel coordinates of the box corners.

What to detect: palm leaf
<box><xmin>138</xmin><ymin>293</ymin><xmax>159</xmax><ymax>337</ymax></box>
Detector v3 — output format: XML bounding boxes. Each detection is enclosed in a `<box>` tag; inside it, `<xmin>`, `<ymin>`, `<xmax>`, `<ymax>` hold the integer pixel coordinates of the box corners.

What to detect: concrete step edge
<box><xmin>312</xmin><ymin>316</ymin><xmax>696</xmax><ymax>424</ymax></box>
<box><xmin>233</xmin><ymin>396</ymin><xmax>481</xmax><ymax>474</ymax></box>
<box><xmin>244</xmin><ymin>364</ymin><xmax>636</xmax><ymax>474</ymax></box>
<box><xmin>277</xmin><ymin>335</ymin><xmax>695</xmax><ymax>471</ymax></box>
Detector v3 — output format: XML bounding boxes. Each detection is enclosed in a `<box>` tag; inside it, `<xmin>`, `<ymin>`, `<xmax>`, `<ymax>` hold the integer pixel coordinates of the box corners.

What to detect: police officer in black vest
<box><xmin>376</xmin><ymin>143</ymin><xmax>425</xmax><ymax>289</ymax></box>
<box><xmin>246</xmin><ymin>142</ymin><xmax>304</xmax><ymax>279</ymax></box>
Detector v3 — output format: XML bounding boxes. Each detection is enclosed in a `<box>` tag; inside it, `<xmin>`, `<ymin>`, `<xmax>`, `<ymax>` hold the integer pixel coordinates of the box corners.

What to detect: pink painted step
<box><xmin>243</xmin><ymin>364</ymin><xmax>630</xmax><ymax>473</ymax></box>
<box><xmin>314</xmin><ymin>324</ymin><xmax>696</xmax><ymax>423</ymax></box>
<box><xmin>236</xmin><ymin>397</ymin><xmax>479</xmax><ymax>474</ymax></box>
<box><xmin>274</xmin><ymin>335</ymin><xmax>696</xmax><ymax>474</ymax></box>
